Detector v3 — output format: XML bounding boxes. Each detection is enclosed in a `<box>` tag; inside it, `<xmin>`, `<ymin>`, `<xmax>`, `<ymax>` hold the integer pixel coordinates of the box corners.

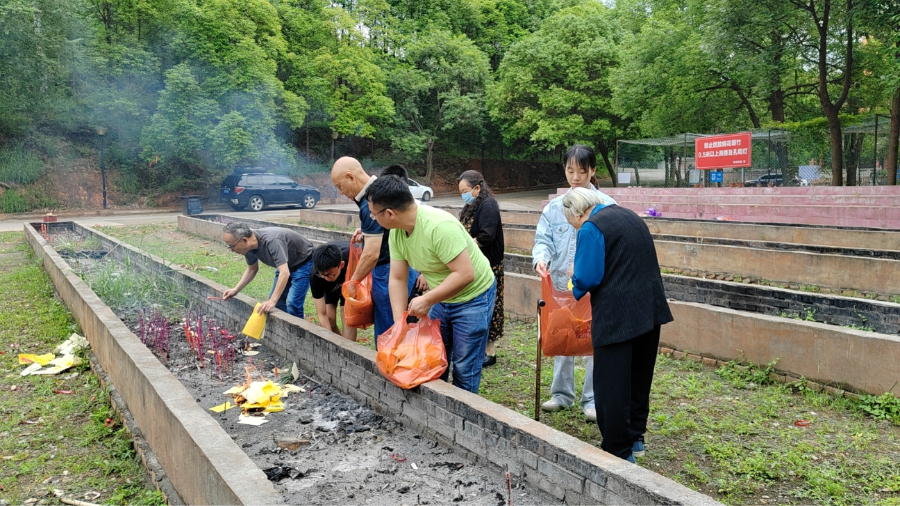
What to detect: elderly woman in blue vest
<box><xmin>533</xmin><ymin>145</ymin><xmax>617</xmax><ymax>422</ymax></box>
<box><xmin>563</xmin><ymin>187</ymin><xmax>674</xmax><ymax>463</ymax></box>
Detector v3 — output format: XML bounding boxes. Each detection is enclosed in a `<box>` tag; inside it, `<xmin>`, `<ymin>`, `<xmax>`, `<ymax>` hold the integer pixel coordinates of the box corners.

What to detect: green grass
<box><xmin>0</xmin><ymin>233</ymin><xmax>164</xmax><ymax>505</ymax></box>
<box><xmin>0</xmin><ymin>142</ymin><xmax>44</xmax><ymax>185</ymax></box>
<box><xmin>101</xmin><ymin>223</ymin><xmax>900</xmax><ymax>506</ymax></box>
<box><xmin>478</xmin><ymin>322</ymin><xmax>900</xmax><ymax>505</ymax></box>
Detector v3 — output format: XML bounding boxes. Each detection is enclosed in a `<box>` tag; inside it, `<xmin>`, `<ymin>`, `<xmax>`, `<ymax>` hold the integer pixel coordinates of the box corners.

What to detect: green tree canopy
<box><xmin>489</xmin><ymin>1</ymin><xmax>623</xmax><ymax>176</ymax></box>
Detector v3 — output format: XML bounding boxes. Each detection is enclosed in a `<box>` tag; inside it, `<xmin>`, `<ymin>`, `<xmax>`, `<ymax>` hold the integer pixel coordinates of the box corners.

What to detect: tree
<box><xmin>787</xmin><ymin>0</ymin><xmax>857</xmax><ymax>185</ymax></box>
<box><xmin>489</xmin><ymin>1</ymin><xmax>624</xmax><ymax>180</ymax></box>
<box><xmin>141</xmin><ymin>0</ymin><xmax>307</xmax><ymax>175</ymax></box>
<box><xmin>306</xmin><ymin>8</ymin><xmax>394</xmax><ymax>158</ymax></box>
<box><xmin>857</xmin><ymin>0</ymin><xmax>900</xmax><ymax>184</ymax></box>
<box><xmin>611</xmin><ymin>15</ymin><xmax>755</xmax><ymax>139</ymax></box>
<box><xmin>387</xmin><ymin>30</ymin><xmax>490</xmax><ymax>181</ymax></box>
<box><xmin>0</xmin><ymin>0</ymin><xmax>82</xmax><ymax>138</ymax></box>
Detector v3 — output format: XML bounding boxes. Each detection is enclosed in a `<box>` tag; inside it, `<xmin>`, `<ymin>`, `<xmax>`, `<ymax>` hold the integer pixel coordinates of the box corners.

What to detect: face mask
<box><xmin>461</xmin><ymin>192</ymin><xmax>475</xmax><ymax>205</ymax></box>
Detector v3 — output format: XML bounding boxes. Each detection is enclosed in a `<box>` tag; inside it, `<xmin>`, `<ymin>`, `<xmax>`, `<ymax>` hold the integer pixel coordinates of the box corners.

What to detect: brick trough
<box><xmin>27</xmin><ymin>221</ymin><xmax>719</xmax><ymax>506</ymax></box>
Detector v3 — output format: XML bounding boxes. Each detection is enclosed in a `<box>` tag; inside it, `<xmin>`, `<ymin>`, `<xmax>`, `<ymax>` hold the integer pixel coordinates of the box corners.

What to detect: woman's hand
<box><xmin>535</xmin><ymin>261</ymin><xmax>549</xmax><ymax>277</ymax></box>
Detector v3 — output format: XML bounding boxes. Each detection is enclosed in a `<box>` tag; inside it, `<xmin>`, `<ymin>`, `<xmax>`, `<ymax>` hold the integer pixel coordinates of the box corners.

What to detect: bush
<box><xmin>0</xmin><ymin>142</ymin><xmax>45</xmax><ymax>184</ymax></box>
<box><xmin>0</xmin><ymin>189</ymin><xmax>29</xmax><ymax>213</ymax></box>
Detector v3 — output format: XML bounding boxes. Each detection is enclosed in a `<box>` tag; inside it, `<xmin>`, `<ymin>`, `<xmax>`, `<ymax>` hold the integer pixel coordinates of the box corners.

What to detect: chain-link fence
<box><xmin>615</xmin><ymin>120</ymin><xmax>894</xmax><ymax>187</ymax></box>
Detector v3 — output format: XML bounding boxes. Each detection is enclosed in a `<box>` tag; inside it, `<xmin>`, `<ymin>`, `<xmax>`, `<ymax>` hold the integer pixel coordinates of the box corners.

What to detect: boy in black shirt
<box><xmin>309</xmin><ymin>241</ymin><xmax>357</xmax><ymax>341</ymax></box>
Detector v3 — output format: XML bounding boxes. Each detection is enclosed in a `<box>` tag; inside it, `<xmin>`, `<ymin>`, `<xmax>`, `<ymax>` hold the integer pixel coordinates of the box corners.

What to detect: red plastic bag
<box><xmin>376</xmin><ymin>312</ymin><xmax>447</xmax><ymax>389</ymax></box>
<box><xmin>540</xmin><ymin>273</ymin><xmax>593</xmax><ymax>356</ymax></box>
<box><xmin>342</xmin><ymin>242</ymin><xmax>374</xmax><ymax>329</ymax></box>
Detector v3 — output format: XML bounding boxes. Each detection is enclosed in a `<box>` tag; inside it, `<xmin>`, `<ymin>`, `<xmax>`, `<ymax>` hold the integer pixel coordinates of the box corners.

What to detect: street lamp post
<box><xmin>96</xmin><ymin>127</ymin><xmax>107</xmax><ymax>209</ymax></box>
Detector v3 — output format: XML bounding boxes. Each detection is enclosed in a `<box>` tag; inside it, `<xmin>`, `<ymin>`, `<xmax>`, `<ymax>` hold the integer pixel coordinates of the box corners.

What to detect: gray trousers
<box><xmin>550</xmin><ymin>355</ymin><xmax>595</xmax><ymax>409</ymax></box>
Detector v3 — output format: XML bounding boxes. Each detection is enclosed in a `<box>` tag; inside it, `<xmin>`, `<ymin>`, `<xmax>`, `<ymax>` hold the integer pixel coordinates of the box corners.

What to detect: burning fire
<box><xmin>223</xmin><ymin>364</ymin><xmax>301</xmax><ymax>414</ymax></box>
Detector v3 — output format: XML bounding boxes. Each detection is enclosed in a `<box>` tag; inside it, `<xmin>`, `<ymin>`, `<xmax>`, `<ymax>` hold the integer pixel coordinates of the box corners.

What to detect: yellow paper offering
<box><xmin>18</xmin><ymin>353</ymin><xmax>55</xmax><ymax>366</ymax></box>
<box><xmin>242</xmin><ymin>303</ymin><xmax>267</xmax><ymax>339</ymax></box>
<box><xmin>209</xmin><ymin>402</ymin><xmax>235</xmax><ymax>413</ymax></box>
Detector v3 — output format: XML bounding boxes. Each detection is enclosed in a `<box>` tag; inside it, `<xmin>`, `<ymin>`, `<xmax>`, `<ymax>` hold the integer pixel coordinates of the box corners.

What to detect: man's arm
<box><xmin>407</xmin><ymin>249</ymin><xmax>474</xmax><ymax>318</ymax></box>
<box><xmin>314</xmin><ymin>297</ymin><xmax>335</xmax><ymax>332</ymax></box>
<box><xmin>388</xmin><ymin>258</ymin><xmax>411</xmax><ymax>324</ymax></box>
<box><xmin>350</xmin><ymin>233</ymin><xmax>382</xmax><ymax>282</ymax></box>
<box><xmin>223</xmin><ymin>263</ymin><xmax>259</xmax><ymax>299</ymax></box>
<box><xmin>258</xmin><ymin>263</ymin><xmax>290</xmax><ymax>313</ymax></box>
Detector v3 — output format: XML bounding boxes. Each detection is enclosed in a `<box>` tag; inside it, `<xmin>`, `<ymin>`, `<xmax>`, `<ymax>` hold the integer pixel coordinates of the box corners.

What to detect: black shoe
<box><xmin>483</xmin><ymin>354</ymin><xmax>497</xmax><ymax>367</ymax></box>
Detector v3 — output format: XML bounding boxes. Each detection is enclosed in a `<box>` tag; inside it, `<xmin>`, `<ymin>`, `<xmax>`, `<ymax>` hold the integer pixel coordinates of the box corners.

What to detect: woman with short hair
<box><xmin>562</xmin><ymin>187</ymin><xmax>674</xmax><ymax>463</ymax></box>
<box><xmin>457</xmin><ymin>170</ymin><xmax>505</xmax><ymax>367</ymax></box>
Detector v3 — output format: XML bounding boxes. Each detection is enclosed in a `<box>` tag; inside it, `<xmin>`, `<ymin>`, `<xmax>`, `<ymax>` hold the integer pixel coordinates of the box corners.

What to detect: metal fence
<box><xmin>615</xmin><ymin>120</ymin><xmax>895</xmax><ymax>187</ymax></box>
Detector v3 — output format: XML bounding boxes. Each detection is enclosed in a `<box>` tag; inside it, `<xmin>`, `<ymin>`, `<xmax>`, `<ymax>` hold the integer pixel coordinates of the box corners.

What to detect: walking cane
<box><xmin>534</xmin><ymin>299</ymin><xmax>546</xmax><ymax>422</ymax></box>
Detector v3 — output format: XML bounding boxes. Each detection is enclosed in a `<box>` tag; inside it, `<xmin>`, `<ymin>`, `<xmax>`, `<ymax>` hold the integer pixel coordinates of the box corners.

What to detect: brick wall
<box><xmin>73</xmin><ymin>221</ymin><xmax>719</xmax><ymax>506</ymax></box>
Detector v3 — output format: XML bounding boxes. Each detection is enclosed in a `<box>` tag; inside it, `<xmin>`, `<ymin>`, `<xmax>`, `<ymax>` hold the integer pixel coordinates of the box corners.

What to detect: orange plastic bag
<box><xmin>376</xmin><ymin>312</ymin><xmax>447</xmax><ymax>389</ymax></box>
<box><xmin>342</xmin><ymin>242</ymin><xmax>374</xmax><ymax>329</ymax></box>
<box><xmin>540</xmin><ymin>273</ymin><xmax>593</xmax><ymax>356</ymax></box>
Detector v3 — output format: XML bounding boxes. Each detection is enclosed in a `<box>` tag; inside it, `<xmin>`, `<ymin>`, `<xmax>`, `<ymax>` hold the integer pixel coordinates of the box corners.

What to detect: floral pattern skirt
<box><xmin>489</xmin><ymin>263</ymin><xmax>504</xmax><ymax>342</ymax></box>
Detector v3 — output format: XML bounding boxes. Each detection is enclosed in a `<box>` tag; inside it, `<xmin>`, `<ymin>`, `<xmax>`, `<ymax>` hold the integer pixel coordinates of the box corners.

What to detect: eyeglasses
<box><xmin>369</xmin><ymin>207</ymin><xmax>390</xmax><ymax>220</ymax></box>
<box><xmin>225</xmin><ymin>239</ymin><xmax>241</xmax><ymax>251</ymax></box>
<box><xmin>316</xmin><ymin>267</ymin><xmax>341</xmax><ymax>280</ymax></box>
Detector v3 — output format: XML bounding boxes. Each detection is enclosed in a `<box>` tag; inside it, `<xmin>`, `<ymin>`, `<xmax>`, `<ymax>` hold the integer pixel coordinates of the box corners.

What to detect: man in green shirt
<box><xmin>366</xmin><ymin>174</ymin><xmax>497</xmax><ymax>393</ymax></box>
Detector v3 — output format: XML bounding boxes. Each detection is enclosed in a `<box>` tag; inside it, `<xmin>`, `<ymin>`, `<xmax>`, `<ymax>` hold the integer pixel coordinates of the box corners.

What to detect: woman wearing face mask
<box><xmin>533</xmin><ymin>144</ymin><xmax>617</xmax><ymax>423</ymax></box>
<box><xmin>457</xmin><ymin>170</ymin><xmax>505</xmax><ymax>367</ymax></box>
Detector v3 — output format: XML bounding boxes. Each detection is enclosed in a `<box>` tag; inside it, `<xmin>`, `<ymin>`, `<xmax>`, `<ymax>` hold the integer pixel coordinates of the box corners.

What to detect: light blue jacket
<box><xmin>532</xmin><ymin>186</ymin><xmax>617</xmax><ymax>291</ymax></box>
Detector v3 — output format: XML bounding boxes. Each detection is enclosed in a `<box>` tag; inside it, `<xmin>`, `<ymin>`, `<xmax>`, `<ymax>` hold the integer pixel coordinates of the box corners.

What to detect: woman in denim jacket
<box><xmin>533</xmin><ymin>145</ymin><xmax>617</xmax><ymax>422</ymax></box>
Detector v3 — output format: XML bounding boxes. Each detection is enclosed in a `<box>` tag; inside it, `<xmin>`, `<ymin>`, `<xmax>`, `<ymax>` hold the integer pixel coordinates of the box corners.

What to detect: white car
<box><xmin>407</xmin><ymin>179</ymin><xmax>433</xmax><ymax>201</ymax></box>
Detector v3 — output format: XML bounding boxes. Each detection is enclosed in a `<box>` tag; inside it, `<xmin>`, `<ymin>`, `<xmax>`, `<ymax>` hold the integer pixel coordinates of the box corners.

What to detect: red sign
<box><xmin>694</xmin><ymin>132</ymin><xmax>752</xmax><ymax>170</ymax></box>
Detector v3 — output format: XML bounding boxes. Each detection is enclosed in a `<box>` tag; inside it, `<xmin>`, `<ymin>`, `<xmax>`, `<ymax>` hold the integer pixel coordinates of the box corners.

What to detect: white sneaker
<box><xmin>541</xmin><ymin>399</ymin><xmax>565</xmax><ymax>412</ymax></box>
<box><xmin>583</xmin><ymin>407</ymin><xmax>597</xmax><ymax>422</ymax></box>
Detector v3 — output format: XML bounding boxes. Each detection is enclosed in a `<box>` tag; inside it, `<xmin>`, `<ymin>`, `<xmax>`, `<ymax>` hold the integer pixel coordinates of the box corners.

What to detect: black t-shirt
<box><xmin>356</xmin><ymin>187</ymin><xmax>391</xmax><ymax>266</ymax></box>
<box><xmin>309</xmin><ymin>241</ymin><xmax>350</xmax><ymax>305</ymax></box>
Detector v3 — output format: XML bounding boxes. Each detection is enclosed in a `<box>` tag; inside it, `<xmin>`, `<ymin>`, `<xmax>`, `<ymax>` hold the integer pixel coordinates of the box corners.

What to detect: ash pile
<box><xmin>248</xmin><ymin>383</ymin><xmax>558</xmax><ymax>506</ymax></box>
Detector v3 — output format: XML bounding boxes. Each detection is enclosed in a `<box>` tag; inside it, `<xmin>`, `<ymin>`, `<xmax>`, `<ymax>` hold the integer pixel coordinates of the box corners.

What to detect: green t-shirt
<box><xmin>389</xmin><ymin>204</ymin><xmax>495</xmax><ymax>304</ymax></box>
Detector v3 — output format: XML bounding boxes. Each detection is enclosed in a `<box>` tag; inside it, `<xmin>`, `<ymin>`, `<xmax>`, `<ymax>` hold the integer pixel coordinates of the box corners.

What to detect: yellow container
<box><xmin>242</xmin><ymin>303</ymin><xmax>267</xmax><ymax>339</ymax></box>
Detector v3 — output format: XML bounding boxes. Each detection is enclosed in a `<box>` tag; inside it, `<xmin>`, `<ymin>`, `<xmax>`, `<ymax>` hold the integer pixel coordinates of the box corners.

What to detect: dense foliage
<box><xmin>0</xmin><ymin>0</ymin><xmax>897</xmax><ymax>195</ymax></box>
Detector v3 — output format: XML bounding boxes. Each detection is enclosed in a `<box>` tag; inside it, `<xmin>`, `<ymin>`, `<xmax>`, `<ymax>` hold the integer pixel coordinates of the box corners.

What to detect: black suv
<box><xmin>743</xmin><ymin>174</ymin><xmax>783</xmax><ymax>187</ymax></box>
<box><xmin>220</xmin><ymin>169</ymin><xmax>320</xmax><ymax>211</ymax></box>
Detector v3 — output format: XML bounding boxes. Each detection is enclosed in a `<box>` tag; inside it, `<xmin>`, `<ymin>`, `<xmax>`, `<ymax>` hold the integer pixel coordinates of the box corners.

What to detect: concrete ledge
<box><xmin>645</xmin><ymin>219</ymin><xmax>900</xmax><ymax>250</ymax></box>
<box><xmin>504</xmin><ymin>272</ymin><xmax>900</xmax><ymax>395</ymax></box>
<box><xmin>297</xmin><ymin>206</ymin><xmax>900</xmax><ymax>250</ymax></box>
<box><xmin>655</xmin><ymin>240</ymin><xmax>900</xmax><ymax>295</ymax></box>
<box><xmin>24</xmin><ymin>224</ymin><xmax>282</xmax><ymax>506</ymax></box>
<box><xmin>663</xmin><ymin>301</ymin><xmax>900</xmax><ymax>394</ymax></box>
<box><xmin>73</xmin><ymin>222</ymin><xmax>719</xmax><ymax>506</ymax></box>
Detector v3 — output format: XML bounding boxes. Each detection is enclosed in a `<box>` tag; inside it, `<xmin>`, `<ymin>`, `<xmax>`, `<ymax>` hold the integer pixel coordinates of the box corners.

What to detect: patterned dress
<box><xmin>460</xmin><ymin>211</ymin><xmax>505</xmax><ymax>342</ymax></box>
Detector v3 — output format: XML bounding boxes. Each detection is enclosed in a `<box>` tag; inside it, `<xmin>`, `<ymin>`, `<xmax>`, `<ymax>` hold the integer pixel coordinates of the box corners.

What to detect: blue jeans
<box><xmin>550</xmin><ymin>356</ymin><xmax>595</xmax><ymax>410</ymax></box>
<box><xmin>372</xmin><ymin>263</ymin><xmax>418</xmax><ymax>342</ymax></box>
<box><xmin>270</xmin><ymin>260</ymin><xmax>312</xmax><ymax>318</ymax></box>
<box><xmin>429</xmin><ymin>281</ymin><xmax>497</xmax><ymax>394</ymax></box>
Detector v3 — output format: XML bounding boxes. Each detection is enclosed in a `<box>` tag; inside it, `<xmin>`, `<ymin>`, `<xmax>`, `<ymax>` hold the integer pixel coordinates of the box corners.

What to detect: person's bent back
<box><xmin>365</xmin><ymin>175</ymin><xmax>497</xmax><ymax>394</ymax></box>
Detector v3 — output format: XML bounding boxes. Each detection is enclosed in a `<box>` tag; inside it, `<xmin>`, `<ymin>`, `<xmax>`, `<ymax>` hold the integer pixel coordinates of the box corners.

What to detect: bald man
<box><xmin>331</xmin><ymin>157</ymin><xmax>420</xmax><ymax>341</ymax></box>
